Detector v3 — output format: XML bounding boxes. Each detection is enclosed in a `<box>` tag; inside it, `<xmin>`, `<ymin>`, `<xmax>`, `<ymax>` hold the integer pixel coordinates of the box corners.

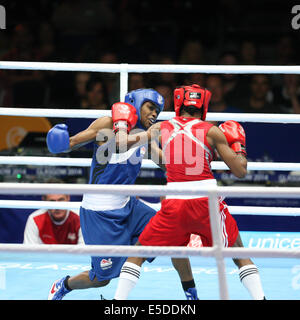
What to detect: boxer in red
<box><xmin>113</xmin><ymin>84</ymin><xmax>266</xmax><ymax>300</ymax></box>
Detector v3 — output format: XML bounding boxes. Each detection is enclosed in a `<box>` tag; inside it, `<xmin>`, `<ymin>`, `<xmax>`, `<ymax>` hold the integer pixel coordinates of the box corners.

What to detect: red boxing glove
<box><xmin>112</xmin><ymin>102</ymin><xmax>138</xmax><ymax>133</ymax></box>
<box><xmin>219</xmin><ymin>120</ymin><xmax>247</xmax><ymax>157</ymax></box>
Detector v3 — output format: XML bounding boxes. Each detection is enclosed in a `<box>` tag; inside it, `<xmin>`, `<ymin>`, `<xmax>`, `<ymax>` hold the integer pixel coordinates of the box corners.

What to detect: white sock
<box><xmin>114</xmin><ymin>262</ymin><xmax>141</xmax><ymax>300</ymax></box>
<box><xmin>239</xmin><ymin>264</ymin><xmax>265</xmax><ymax>300</ymax></box>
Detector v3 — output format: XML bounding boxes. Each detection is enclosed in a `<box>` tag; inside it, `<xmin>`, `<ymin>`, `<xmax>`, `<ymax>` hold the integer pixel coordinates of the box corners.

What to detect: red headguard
<box><xmin>174</xmin><ymin>84</ymin><xmax>211</xmax><ymax>120</ymax></box>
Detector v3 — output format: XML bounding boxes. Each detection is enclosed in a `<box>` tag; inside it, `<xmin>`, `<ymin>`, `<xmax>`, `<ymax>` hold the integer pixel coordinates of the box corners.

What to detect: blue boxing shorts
<box><xmin>80</xmin><ymin>197</ymin><xmax>156</xmax><ymax>282</ymax></box>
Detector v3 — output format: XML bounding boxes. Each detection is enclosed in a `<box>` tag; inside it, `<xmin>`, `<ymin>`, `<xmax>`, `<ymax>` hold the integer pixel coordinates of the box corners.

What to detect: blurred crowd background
<box><xmin>1</xmin><ymin>1</ymin><xmax>300</xmax><ymax>242</ymax></box>
<box><xmin>0</xmin><ymin>0</ymin><xmax>300</xmax><ymax>117</ymax></box>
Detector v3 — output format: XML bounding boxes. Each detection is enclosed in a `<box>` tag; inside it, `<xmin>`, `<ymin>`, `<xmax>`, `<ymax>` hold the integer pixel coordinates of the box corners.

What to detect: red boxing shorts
<box><xmin>139</xmin><ymin>197</ymin><xmax>239</xmax><ymax>248</ymax></box>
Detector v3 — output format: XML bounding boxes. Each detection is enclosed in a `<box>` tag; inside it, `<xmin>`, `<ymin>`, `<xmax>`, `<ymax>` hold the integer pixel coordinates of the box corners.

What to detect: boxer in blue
<box><xmin>47</xmin><ymin>89</ymin><xmax>198</xmax><ymax>300</ymax></box>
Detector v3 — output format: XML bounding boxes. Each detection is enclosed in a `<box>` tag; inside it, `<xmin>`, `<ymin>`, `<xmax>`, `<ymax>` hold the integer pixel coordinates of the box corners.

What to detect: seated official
<box><xmin>23</xmin><ymin>179</ymin><xmax>83</xmax><ymax>244</ymax></box>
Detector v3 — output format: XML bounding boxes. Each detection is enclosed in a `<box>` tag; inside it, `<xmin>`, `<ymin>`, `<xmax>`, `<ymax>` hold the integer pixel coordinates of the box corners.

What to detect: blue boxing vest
<box><xmin>81</xmin><ymin>139</ymin><xmax>147</xmax><ymax>211</ymax></box>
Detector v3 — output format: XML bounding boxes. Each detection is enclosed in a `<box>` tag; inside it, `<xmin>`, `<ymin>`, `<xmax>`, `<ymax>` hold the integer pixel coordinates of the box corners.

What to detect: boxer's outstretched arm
<box><xmin>69</xmin><ymin>117</ymin><xmax>113</xmax><ymax>150</ymax></box>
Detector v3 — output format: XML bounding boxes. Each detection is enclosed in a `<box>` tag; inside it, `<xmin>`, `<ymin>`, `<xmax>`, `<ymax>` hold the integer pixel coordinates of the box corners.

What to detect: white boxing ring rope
<box><xmin>1</xmin><ymin>61</ymin><xmax>300</xmax><ymax>299</ymax></box>
<box><xmin>1</xmin><ymin>200</ymin><xmax>300</xmax><ymax>216</ymax></box>
<box><xmin>1</xmin><ymin>155</ymin><xmax>300</xmax><ymax>171</ymax></box>
<box><xmin>2</xmin><ymin>108</ymin><xmax>300</xmax><ymax>123</ymax></box>
<box><xmin>1</xmin><ymin>61</ymin><xmax>300</xmax><ymax>73</ymax></box>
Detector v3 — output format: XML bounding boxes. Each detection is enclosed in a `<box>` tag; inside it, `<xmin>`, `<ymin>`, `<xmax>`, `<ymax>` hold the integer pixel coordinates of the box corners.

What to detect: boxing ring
<box><xmin>0</xmin><ymin>62</ymin><xmax>300</xmax><ymax>300</ymax></box>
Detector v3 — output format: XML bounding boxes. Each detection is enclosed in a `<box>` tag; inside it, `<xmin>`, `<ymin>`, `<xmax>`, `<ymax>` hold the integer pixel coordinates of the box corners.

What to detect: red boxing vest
<box><xmin>161</xmin><ymin>117</ymin><xmax>215</xmax><ymax>182</ymax></box>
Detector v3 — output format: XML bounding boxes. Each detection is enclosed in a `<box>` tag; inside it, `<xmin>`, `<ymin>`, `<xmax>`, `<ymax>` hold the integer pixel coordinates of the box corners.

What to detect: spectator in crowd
<box><xmin>271</xmin><ymin>34</ymin><xmax>298</xmax><ymax>87</ymax></box>
<box><xmin>183</xmin><ymin>73</ymin><xmax>206</xmax><ymax>88</ymax></box>
<box><xmin>239</xmin><ymin>74</ymin><xmax>279</xmax><ymax>113</ymax></box>
<box><xmin>154</xmin><ymin>82</ymin><xmax>173</xmax><ymax>111</ymax></box>
<box><xmin>1</xmin><ymin>24</ymin><xmax>47</xmax><ymax>107</ymax></box>
<box><xmin>72</xmin><ymin>72</ymin><xmax>91</xmax><ymax>108</ymax></box>
<box><xmin>2</xmin><ymin>24</ymin><xmax>38</xmax><ymax>62</ymax></box>
<box><xmin>128</xmin><ymin>73</ymin><xmax>146</xmax><ymax>91</ymax></box>
<box><xmin>158</xmin><ymin>56</ymin><xmax>179</xmax><ymax>88</ymax></box>
<box><xmin>36</xmin><ymin>22</ymin><xmax>57</xmax><ymax>62</ymax></box>
<box><xmin>274</xmin><ymin>34</ymin><xmax>297</xmax><ymax>66</ymax></box>
<box><xmin>239</xmin><ymin>40</ymin><xmax>258</xmax><ymax>65</ymax></box>
<box><xmin>0</xmin><ymin>74</ymin><xmax>13</xmax><ymax>107</ymax></box>
<box><xmin>179</xmin><ymin>40</ymin><xmax>206</xmax><ymax>65</ymax></box>
<box><xmin>149</xmin><ymin>55</ymin><xmax>179</xmax><ymax>90</ymax></box>
<box><xmin>23</xmin><ymin>178</ymin><xmax>83</xmax><ymax>244</ymax></box>
<box><xmin>273</xmin><ymin>74</ymin><xmax>300</xmax><ymax>114</ymax></box>
<box><xmin>206</xmin><ymin>75</ymin><xmax>243</xmax><ymax>114</ymax></box>
<box><xmin>218</xmin><ymin>51</ymin><xmax>249</xmax><ymax>107</ymax></box>
<box><xmin>85</xmin><ymin>77</ymin><xmax>109</xmax><ymax>110</ymax></box>
<box><xmin>99</xmin><ymin>51</ymin><xmax>120</xmax><ymax>105</ymax></box>
<box><xmin>218</xmin><ymin>51</ymin><xmax>240</xmax><ymax>98</ymax></box>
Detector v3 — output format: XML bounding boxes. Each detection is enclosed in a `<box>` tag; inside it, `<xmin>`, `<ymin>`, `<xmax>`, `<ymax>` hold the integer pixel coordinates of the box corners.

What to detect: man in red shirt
<box><xmin>23</xmin><ymin>179</ymin><xmax>83</xmax><ymax>245</ymax></box>
<box><xmin>111</xmin><ymin>84</ymin><xmax>265</xmax><ymax>300</ymax></box>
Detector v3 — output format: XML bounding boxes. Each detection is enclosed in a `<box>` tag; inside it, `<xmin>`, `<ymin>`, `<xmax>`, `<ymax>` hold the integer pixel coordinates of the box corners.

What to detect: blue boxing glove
<box><xmin>46</xmin><ymin>124</ymin><xmax>70</xmax><ymax>154</ymax></box>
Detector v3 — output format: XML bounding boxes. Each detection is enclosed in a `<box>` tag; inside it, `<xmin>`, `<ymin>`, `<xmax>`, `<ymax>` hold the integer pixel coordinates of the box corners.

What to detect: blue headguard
<box><xmin>124</xmin><ymin>88</ymin><xmax>164</xmax><ymax>129</ymax></box>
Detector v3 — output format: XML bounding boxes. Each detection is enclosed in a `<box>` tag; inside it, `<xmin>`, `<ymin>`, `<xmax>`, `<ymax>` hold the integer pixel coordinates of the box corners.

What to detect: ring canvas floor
<box><xmin>0</xmin><ymin>231</ymin><xmax>299</xmax><ymax>300</ymax></box>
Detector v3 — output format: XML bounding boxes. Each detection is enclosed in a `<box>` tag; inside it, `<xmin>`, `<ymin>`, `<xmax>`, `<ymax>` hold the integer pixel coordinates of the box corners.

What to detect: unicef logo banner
<box><xmin>240</xmin><ymin>231</ymin><xmax>300</xmax><ymax>249</ymax></box>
